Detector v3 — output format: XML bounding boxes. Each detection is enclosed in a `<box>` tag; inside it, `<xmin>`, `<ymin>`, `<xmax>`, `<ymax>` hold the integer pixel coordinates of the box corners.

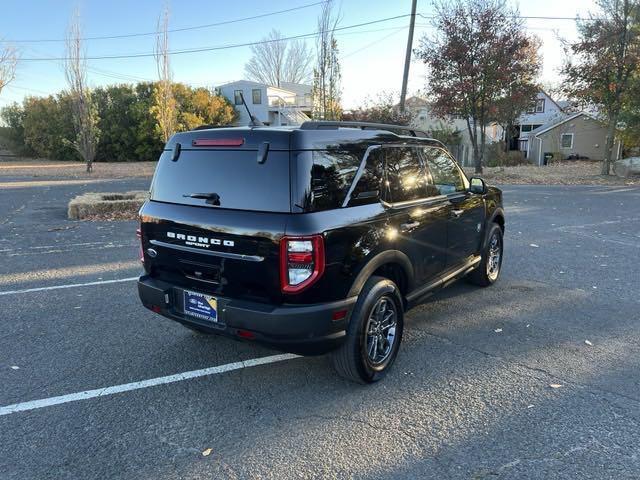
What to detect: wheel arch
<box><xmin>347</xmin><ymin>250</ymin><xmax>415</xmax><ymax>306</ymax></box>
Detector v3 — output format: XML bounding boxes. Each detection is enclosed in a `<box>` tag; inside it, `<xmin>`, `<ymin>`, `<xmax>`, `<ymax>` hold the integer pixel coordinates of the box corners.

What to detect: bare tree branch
<box><xmin>0</xmin><ymin>43</ymin><xmax>18</xmax><ymax>96</ymax></box>
<box><xmin>245</xmin><ymin>29</ymin><xmax>313</xmax><ymax>87</ymax></box>
<box><xmin>65</xmin><ymin>9</ymin><xmax>99</xmax><ymax>172</ymax></box>
<box><xmin>154</xmin><ymin>4</ymin><xmax>176</xmax><ymax>143</ymax></box>
<box><xmin>312</xmin><ymin>0</ymin><xmax>342</xmax><ymax>120</ymax></box>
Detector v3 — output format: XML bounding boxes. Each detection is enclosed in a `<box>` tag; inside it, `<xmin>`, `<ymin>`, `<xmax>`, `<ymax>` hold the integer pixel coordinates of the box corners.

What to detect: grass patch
<box><xmin>68</xmin><ymin>191</ymin><xmax>149</xmax><ymax>221</ymax></box>
<box><xmin>466</xmin><ymin>161</ymin><xmax>640</xmax><ymax>186</ymax></box>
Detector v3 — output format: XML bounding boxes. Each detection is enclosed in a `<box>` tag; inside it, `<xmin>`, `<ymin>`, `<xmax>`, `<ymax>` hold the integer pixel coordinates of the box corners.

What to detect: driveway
<box><xmin>1</xmin><ymin>180</ymin><xmax>639</xmax><ymax>479</ymax></box>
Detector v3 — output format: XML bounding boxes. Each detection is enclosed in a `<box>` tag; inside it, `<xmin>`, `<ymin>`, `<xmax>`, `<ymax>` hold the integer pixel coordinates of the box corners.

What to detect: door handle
<box><xmin>451</xmin><ymin>209</ymin><xmax>464</xmax><ymax>218</ymax></box>
<box><xmin>400</xmin><ymin>221</ymin><xmax>420</xmax><ymax>231</ymax></box>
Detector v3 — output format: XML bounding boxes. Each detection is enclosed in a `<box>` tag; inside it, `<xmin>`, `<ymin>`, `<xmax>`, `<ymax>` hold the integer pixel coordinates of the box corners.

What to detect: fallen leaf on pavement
<box><xmin>585</xmin><ymin>340</ymin><xmax>593</xmax><ymax>346</ymax></box>
<box><xmin>530</xmin><ymin>244</ymin><xmax>539</xmax><ymax>248</ymax></box>
<box><xmin>494</xmin><ymin>328</ymin><xmax>503</xmax><ymax>333</ymax></box>
<box><xmin>202</xmin><ymin>448</ymin><xmax>212</xmax><ymax>457</ymax></box>
<box><xmin>549</xmin><ymin>384</ymin><xmax>563</xmax><ymax>389</ymax></box>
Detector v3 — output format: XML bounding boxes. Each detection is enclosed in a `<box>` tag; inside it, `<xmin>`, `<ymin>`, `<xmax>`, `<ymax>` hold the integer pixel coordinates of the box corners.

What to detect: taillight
<box><xmin>136</xmin><ymin>226</ymin><xmax>144</xmax><ymax>264</ymax></box>
<box><xmin>280</xmin><ymin>235</ymin><xmax>325</xmax><ymax>293</ymax></box>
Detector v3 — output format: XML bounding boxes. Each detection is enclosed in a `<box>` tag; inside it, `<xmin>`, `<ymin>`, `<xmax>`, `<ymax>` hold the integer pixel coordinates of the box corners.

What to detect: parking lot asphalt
<box><xmin>1</xmin><ymin>177</ymin><xmax>639</xmax><ymax>479</ymax></box>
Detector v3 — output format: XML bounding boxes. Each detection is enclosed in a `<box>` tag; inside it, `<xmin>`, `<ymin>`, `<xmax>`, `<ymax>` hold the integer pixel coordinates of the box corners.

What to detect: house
<box><xmin>507</xmin><ymin>91</ymin><xmax>567</xmax><ymax>158</ymax></box>
<box><xmin>527</xmin><ymin>112</ymin><xmax>622</xmax><ymax>166</ymax></box>
<box><xmin>407</xmin><ymin>97</ymin><xmax>503</xmax><ymax>167</ymax></box>
<box><xmin>217</xmin><ymin>80</ymin><xmax>312</xmax><ymax>126</ymax></box>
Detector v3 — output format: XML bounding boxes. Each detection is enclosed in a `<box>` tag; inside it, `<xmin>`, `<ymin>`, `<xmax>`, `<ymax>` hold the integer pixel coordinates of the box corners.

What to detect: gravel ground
<box><xmin>466</xmin><ymin>161</ymin><xmax>640</xmax><ymax>186</ymax></box>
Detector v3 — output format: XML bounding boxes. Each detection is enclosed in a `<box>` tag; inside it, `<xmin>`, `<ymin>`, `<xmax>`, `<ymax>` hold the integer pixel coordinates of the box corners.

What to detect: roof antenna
<box><xmin>239</xmin><ymin>92</ymin><xmax>264</xmax><ymax>127</ymax></box>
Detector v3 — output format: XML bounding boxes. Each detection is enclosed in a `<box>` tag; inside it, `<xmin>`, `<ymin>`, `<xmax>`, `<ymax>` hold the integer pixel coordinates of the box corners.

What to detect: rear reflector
<box><xmin>332</xmin><ymin>309</ymin><xmax>347</xmax><ymax>321</ymax></box>
<box><xmin>237</xmin><ymin>329</ymin><xmax>255</xmax><ymax>339</ymax></box>
<box><xmin>192</xmin><ymin>138</ymin><xmax>244</xmax><ymax>147</ymax></box>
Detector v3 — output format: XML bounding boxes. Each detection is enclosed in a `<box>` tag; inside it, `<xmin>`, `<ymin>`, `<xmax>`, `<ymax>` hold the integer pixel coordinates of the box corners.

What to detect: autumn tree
<box><xmin>343</xmin><ymin>92</ymin><xmax>412</xmax><ymax>125</ymax></box>
<box><xmin>153</xmin><ymin>5</ymin><xmax>177</xmax><ymax>143</ymax></box>
<box><xmin>65</xmin><ymin>10</ymin><xmax>99</xmax><ymax>172</ymax></box>
<box><xmin>561</xmin><ymin>0</ymin><xmax>640</xmax><ymax>175</ymax></box>
<box><xmin>0</xmin><ymin>43</ymin><xmax>18</xmax><ymax>97</ymax></box>
<box><xmin>415</xmin><ymin>0</ymin><xmax>541</xmax><ymax>173</ymax></box>
<box><xmin>245</xmin><ymin>30</ymin><xmax>313</xmax><ymax>87</ymax></box>
<box><xmin>312</xmin><ymin>0</ymin><xmax>342</xmax><ymax>120</ymax></box>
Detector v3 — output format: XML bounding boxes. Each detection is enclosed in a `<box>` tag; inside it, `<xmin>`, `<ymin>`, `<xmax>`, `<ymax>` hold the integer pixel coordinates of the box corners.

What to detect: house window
<box><xmin>234</xmin><ymin>90</ymin><xmax>243</xmax><ymax>105</ymax></box>
<box><xmin>561</xmin><ymin>133</ymin><xmax>574</xmax><ymax>149</ymax></box>
<box><xmin>521</xmin><ymin>125</ymin><xmax>533</xmax><ymax>133</ymax></box>
<box><xmin>535</xmin><ymin>99</ymin><xmax>545</xmax><ymax>113</ymax></box>
<box><xmin>252</xmin><ymin>89</ymin><xmax>262</xmax><ymax>104</ymax></box>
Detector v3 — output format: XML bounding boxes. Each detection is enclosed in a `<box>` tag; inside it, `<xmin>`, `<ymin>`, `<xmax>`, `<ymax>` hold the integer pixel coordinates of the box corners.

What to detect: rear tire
<box><xmin>468</xmin><ymin>223</ymin><xmax>503</xmax><ymax>287</ymax></box>
<box><xmin>331</xmin><ymin>276</ymin><xmax>404</xmax><ymax>384</ymax></box>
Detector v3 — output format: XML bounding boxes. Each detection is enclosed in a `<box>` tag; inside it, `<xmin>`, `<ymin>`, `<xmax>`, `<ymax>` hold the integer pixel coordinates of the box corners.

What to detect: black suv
<box><xmin>137</xmin><ymin>121</ymin><xmax>504</xmax><ymax>383</ymax></box>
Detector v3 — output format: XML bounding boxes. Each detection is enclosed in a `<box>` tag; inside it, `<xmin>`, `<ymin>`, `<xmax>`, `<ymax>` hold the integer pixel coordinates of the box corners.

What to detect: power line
<box><xmin>1</xmin><ymin>1</ymin><xmax>328</xmax><ymax>44</ymax></box>
<box><xmin>18</xmin><ymin>14</ymin><xmax>413</xmax><ymax>62</ymax></box>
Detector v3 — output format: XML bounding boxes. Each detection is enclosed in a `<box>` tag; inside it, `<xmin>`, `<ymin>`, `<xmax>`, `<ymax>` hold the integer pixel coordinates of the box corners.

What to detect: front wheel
<box><xmin>331</xmin><ymin>276</ymin><xmax>404</xmax><ymax>384</ymax></box>
<box><xmin>468</xmin><ymin>223</ymin><xmax>503</xmax><ymax>287</ymax></box>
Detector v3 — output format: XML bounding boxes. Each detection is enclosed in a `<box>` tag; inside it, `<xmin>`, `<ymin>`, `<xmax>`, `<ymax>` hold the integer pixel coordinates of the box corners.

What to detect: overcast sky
<box><xmin>0</xmin><ymin>0</ymin><xmax>596</xmax><ymax>109</ymax></box>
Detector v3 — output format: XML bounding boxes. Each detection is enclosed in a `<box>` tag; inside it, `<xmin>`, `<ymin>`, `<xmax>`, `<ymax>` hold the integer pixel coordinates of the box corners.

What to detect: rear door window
<box><xmin>384</xmin><ymin>147</ymin><xmax>431</xmax><ymax>203</ymax></box>
<box><xmin>150</xmin><ymin>149</ymin><xmax>291</xmax><ymax>213</ymax></box>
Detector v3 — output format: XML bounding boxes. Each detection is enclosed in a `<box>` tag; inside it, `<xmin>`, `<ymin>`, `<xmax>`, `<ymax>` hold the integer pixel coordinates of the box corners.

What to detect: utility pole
<box><xmin>399</xmin><ymin>0</ymin><xmax>417</xmax><ymax>113</ymax></box>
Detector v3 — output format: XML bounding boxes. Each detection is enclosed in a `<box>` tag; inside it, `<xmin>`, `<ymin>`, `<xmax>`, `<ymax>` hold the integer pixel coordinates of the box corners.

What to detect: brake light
<box><xmin>136</xmin><ymin>226</ymin><xmax>144</xmax><ymax>264</ymax></box>
<box><xmin>280</xmin><ymin>235</ymin><xmax>325</xmax><ymax>293</ymax></box>
<box><xmin>192</xmin><ymin>138</ymin><xmax>244</xmax><ymax>147</ymax></box>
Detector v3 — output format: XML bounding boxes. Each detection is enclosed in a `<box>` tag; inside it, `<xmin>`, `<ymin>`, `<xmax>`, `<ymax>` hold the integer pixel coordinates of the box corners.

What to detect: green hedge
<box><xmin>0</xmin><ymin>82</ymin><xmax>237</xmax><ymax>162</ymax></box>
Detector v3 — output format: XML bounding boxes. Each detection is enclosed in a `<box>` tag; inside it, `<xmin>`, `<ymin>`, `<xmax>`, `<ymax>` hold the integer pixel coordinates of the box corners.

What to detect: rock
<box><xmin>613</xmin><ymin>157</ymin><xmax>640</xmax><ymax>178</ymax></box>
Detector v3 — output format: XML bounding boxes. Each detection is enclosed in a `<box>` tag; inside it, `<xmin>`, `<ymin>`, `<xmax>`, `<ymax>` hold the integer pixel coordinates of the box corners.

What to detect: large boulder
<box><xmin>613</xmin><ymin>157</ymin><xmax>640</xmax><ymax>178</ymax></box>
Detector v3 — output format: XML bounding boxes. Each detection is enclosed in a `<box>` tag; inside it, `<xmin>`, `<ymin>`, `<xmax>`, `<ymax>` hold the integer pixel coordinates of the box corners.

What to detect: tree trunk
<box><xmin>86</xmin><ymin>160</ymin><xmax>93</xmax><ymax>173</ymax></box>
<box><xmin>602</xmin><ymin>115</ymin><xmax>618</xmax><ymax>176</ymax></box>
<box><xmin>466</xmin><ymin>117</ymin><xmax>482</xmax><ymax>174</ymax></box>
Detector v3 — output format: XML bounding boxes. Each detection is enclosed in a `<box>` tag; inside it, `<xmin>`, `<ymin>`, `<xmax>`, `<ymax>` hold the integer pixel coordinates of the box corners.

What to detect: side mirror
<box><xmin>469</xmin><ymin>177</ymin><xmax>487</xmax><ymax>195</ymax></box>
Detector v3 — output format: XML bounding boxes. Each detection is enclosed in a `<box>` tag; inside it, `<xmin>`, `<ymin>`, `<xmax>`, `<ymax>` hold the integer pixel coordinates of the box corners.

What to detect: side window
<box><xmin>348</xmin><ymin>148</ymin><xmax>384</xmax><ymax>207</ymax></box>
<box><xmin>384</xmin><ymin>147</ymin><xmax>430</xmax><ymax>203</ymax></box>
<box><xmin>234</xmin><ymin>90</ymin><xmax>243</xmax><ymax>105</ymax></box>
<box><xmin>422</xmin><ymin>147</ymin><xmax>468</xmax><ymax>195</ymax></box>
<box><xmin>310</xmin><ymin>150</ymin><xmax>361</xmax><ymax>211</ymax></box>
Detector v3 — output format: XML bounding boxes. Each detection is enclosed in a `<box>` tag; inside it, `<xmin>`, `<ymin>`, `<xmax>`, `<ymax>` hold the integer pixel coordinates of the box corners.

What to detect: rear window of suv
<box><xmin>150</xmin><ymin>149</ymin><xmax>291</xmax><ymax>213</ymax></box>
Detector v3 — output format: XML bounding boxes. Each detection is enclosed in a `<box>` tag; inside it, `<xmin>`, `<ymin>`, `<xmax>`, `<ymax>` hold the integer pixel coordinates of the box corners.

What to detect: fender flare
<box><xmin>347</xmin><ymin>250</ymin><xmax>415</xmax><ymax>298</ymax></box>
<box><xmin>483</xmin><ymin>207</ymin><xmax>505</xmax><ymax>250</ymax></box>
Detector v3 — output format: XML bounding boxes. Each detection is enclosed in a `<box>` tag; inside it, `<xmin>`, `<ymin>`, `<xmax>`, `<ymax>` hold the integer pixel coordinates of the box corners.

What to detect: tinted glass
<box><xmin>422</xmin><ymin>147</ymin><xmax>467</xmax><ymax>195</ymax></box>
<box><xmin>309</xmin><ymin>150</ymin><xmax>361</xmax><ymax>211</ymax></box>
<box><xmin>347</xmin><ymin>148</ymin><xmax>384</xmax><ymax>207</ymax></box>
<box><xmin>151</xmin><ymin>149</ymin><xmax>291</xmax><ymax>212</ymax></box>
<box><xmin>384</xmin><ymin>147</ymin><xmax>430</xmax><ymax>203</ymax></box>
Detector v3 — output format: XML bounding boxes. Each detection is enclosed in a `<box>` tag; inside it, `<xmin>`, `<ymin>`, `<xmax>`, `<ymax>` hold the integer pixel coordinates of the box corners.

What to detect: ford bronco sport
<box><xmin>137</xmin><ymin>121</ymin><xmax>504</xmax><ymax>383</ymax></box>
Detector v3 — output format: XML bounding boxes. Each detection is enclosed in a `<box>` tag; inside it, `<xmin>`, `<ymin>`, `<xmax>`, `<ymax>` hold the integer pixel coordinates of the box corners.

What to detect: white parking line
<box><xmin>0</xmin><ymin>277</ymin><xmax>138</xmax><ymax>296</ymax></box>
<box><xmin>0</xmin><ymin>354</ymin><xmax>300</xmax><ymax>416</ymax></box>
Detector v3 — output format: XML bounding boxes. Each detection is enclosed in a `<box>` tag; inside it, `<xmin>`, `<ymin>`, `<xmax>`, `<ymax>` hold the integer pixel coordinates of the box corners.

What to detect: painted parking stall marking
<box><xmin>0</xmin><ymin>354</ymin><xmax>300</xmax><ymax>416</ymax></box>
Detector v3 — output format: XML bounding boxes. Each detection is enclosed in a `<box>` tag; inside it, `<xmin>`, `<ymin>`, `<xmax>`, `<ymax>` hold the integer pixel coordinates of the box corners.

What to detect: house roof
<box><xmin>218</xmin><ymin>80</ymin><xmax>312</xmax><ymax>97</ymax></box>
<box><xmin>531</xmin><ymin>112</ymin><xmax>591</xmax><ymax>136</ymax></box>
<box><xmin>279</xmin><ymin>82</ymin><xmax>312</xmax><ymax>96</ymax></box>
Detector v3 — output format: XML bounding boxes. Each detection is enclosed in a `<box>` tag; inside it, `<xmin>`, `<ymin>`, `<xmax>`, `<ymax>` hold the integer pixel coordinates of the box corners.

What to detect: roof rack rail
<box><xmin>193</xmin><ymin>124</ymin><xmax>232</xmax><ymax>131</ymax></box>
<box><xmin>299</xmin><ymin>121</ymin><xmax>428</xmax><ymax>137</ymax></box>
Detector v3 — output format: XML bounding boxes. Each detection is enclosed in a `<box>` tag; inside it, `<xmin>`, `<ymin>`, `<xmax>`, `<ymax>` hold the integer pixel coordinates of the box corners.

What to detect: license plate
<box><xmin>183</xmin><ymin>290</ymin><xmax>219</xmax><ymax>323</ymax></box>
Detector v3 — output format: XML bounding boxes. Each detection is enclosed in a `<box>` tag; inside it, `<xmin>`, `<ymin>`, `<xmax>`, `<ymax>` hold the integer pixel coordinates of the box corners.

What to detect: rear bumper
<box><xmin>137</xmin><ymin>275</ymin><xmax>356</xmax><ymax>355</ymax></box>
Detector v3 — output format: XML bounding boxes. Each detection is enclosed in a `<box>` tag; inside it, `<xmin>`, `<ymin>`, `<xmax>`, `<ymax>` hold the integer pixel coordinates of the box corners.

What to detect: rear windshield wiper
<box><xmin>183</xmin><ymin>192</ymin><xmax>220</xmax><ymax>205</ymax></box>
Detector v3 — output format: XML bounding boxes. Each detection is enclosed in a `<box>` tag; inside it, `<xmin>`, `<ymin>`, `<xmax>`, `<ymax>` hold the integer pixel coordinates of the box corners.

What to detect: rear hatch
<box><xmin>140</xmin><ymin>128</ymin><xmax>291</xmax><ymax>304</ymax></box>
